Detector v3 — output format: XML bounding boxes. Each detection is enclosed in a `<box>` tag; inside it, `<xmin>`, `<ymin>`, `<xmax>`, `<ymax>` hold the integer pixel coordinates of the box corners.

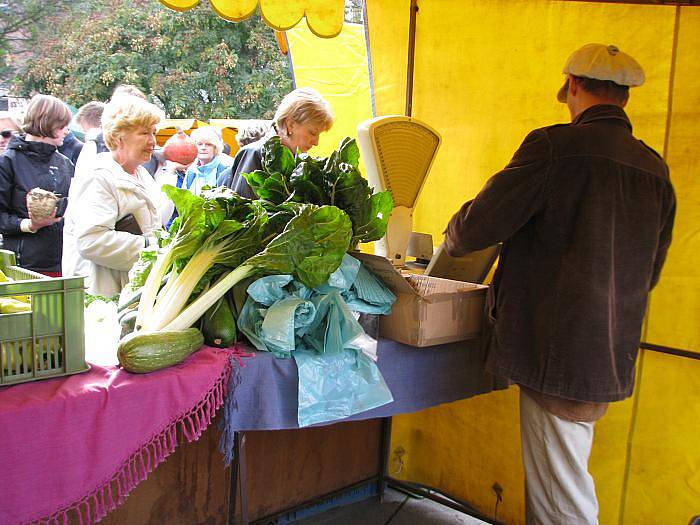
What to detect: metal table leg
<box><xmin>378</xmin><ymin>416</ymin><xmax>392</xmax><ymax>501</ymax></box>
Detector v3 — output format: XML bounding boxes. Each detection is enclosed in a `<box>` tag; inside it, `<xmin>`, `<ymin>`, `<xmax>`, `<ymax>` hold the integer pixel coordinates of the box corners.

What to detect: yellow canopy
<box><xmin>155</xmin><ymin>118</ymin><xmax>207</xmax><ymax>146</ymax></box>
<box><xmin>158</xmin><ymin>0</ymin><xmax>345</xmax><ymax>38</ymax></box>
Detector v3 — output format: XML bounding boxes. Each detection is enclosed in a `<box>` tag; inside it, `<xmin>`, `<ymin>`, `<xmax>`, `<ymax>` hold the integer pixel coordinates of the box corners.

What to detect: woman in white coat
<box><xmin>73</xmin><ymin>96</ymin><xmax>166</xmax><ymax>296</ymax></box>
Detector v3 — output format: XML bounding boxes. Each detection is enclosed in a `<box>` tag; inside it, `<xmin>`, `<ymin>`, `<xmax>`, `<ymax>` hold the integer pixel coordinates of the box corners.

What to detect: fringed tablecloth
<box><xmin>0</xmin><ymin>346</ymin><xmax>232</xmax><ymax>525</ymax></box>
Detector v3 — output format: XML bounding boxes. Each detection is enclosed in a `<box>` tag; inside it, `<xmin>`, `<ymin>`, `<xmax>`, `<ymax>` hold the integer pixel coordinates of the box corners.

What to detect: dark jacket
<box><xmin>218</xmin><ymin>139</ymin><xmax>264</xmax><ymax>199</ymax></box>
<box><xmin>58</xmin><ymin>132</ymin><xmax>83</xmax><ymax>165</ymax></box>
<box><xmin>445</xmin><ymin>105</ymin><xmax>675</xmax><ymax>403</ymax></box>
<box><xmin>0</xmin><ymin>135</ymin><xmax>74</xmax><ymax>272</ymax></box>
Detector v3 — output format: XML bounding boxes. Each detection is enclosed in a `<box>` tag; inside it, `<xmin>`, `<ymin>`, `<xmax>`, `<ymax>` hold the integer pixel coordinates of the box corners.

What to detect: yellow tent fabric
<box><xmin>155</xmin><ymin>118</ymin><xmax>208</xmax><ymax>146</ymax></box>
<box><xmin>157</xmin><ymin>0</ymin><xmax>345</xmax><ymax>38</ymax></box>
<box><xmin>285</xmin><ymin>22</ymin><xmax>374</xmax><ymax>157</ymax></box>
<box><xmin>644</xmin><ymin>7</ymin><xmax>700</xmax><ymax>354</ymax></box>
<box><xmin>362</xmin><ymin>1</ymin><xmax>699</xmax><ymax>523</ymax></box>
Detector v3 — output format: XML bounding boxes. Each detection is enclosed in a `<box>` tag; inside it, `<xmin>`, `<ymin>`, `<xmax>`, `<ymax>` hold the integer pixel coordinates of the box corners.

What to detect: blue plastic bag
<box><xmin>236</xmin><ymin>254</ymin><xmax>396</xmax><ymax>427</ymax></box>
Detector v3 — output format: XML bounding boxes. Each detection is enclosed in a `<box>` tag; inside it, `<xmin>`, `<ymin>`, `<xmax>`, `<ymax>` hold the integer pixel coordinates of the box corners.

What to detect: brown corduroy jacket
<box><xmin>445</xmin><ymin>105</ymin><xmax>676</xmax><ymax>403</ymax></box>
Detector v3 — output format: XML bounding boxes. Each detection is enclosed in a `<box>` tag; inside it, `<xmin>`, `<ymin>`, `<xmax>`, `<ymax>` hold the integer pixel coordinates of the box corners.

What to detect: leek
<box><xmin>161</xmin><ymin>205</ymin><xmax>352</xmax><ymax>332</ymax></box>
<box><xmin>134</xmin><ymin>187</ymin><xmax>209</xmax><ymax>331</ymax></box>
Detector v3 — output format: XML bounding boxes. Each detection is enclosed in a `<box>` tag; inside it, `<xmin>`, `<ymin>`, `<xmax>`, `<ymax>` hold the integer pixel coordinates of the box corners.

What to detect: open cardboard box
<box><xmin>352</xmin><ymin>252</ymin><xmax>488</xmax><ymax>347</ymax></box>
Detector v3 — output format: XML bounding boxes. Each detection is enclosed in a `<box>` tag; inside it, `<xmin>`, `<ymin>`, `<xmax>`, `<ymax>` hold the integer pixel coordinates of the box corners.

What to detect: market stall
<box><xmin>198</xmin><ymin>1</ymin><xmax>699</xmax><ymax>522</ymax></box>
<box><xmin>2</xmin><ymin>1</ymin><xmax>697</xmax><ymax>524</ymax></box>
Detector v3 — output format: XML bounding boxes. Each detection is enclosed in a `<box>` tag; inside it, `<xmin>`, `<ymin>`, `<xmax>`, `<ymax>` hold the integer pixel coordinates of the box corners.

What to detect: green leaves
<box><xmin>262</xmin><ymin>137</ymin><xmax>297</xmax><ymax>176</ymax></box>
<box><xmin>244</xmin><ymin>170</ymin><xmax>290</xmax><ymax>204</ymax></box>
<box><xmin>354</xmin><ymin>191</ymin><xmax>394</xmax><ymax>243</ymax></box>
<box><xmin>242</xmin><ymin>135</ymin><xmax>394</xmax><ymax>246</ymax></box>
<box><xmin>246</xmin><ymin>205</ymin><xmax>353</xmax><ymax>289</ymax></box>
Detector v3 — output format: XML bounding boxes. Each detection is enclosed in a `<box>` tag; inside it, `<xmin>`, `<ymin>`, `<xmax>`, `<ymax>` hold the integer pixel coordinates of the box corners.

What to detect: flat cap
<box><xmin>557</xmin><ymin>43</ymin><xmax>645</xmax><ymax>103</ymax></box>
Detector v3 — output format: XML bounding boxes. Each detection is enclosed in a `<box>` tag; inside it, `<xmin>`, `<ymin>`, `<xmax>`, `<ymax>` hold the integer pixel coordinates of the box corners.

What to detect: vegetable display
<box><xmin>163</xmin><ymin>129</ymin><xmax>198</xmax><ymax>165</ymax></box>
<box><xmin>0</xmin><ymin>269</ymin><xmax>31</xmax><ymax>314</ymax></box>
<box><xmin>243</xmin><ymin>136</ymin><xmax>393</xmax><ymax>247</ymax></box>
<box><xmin>202</xmin><ymin>296</ymin><xmax>237</xmax><ymax>348</ymax></box>
<box><xmin>120</xmin><ymin>136</ymin><xmax>393</xmax><ymax>374</ymax></box>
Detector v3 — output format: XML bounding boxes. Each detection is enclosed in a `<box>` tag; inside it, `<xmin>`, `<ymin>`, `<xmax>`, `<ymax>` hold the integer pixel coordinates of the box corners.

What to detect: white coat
<box><xmin>73</xmin><ymin>154</ymin><xmax>164</xmax><ymax>296</ymax></box>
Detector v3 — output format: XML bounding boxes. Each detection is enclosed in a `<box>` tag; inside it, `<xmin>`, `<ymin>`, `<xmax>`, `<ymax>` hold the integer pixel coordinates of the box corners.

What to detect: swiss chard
<box><xmin>243</xmin><ymin>136</ymin><xmax>393</xmax><ymax>246</ymax></box>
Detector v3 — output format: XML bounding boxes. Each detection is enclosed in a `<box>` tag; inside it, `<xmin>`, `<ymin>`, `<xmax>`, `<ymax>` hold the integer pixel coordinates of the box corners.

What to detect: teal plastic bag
<box><xmin>236</xmin><ymin>254</ymin><xmax>396</xmax><ymax>427</ymax></box>
<box><xmin>295</xmin><ymin>348</ymin><xmax>393</xmax><ymax>427</ymax></box>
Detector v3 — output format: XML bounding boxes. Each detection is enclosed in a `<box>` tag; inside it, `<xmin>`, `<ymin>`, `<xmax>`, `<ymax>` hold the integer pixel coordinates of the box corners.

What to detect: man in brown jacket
<box><xmin>445</xmin><ymin>44</ymin><xmax>675</xmax><ymax>524</ymax></box>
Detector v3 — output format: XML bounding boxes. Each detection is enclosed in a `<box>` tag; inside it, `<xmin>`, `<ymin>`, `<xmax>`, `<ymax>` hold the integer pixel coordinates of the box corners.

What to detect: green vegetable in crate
<box><xmin>202</xmin><ymin>296</ymin><xmax>236</xmax><ymax>348</ymax></box>
<box><xmin>26</xmin><ymin>187</ymin><xmax>60</xmax><ymax>220</ymax></box>
<box><xmin>117</xmin><ymin>328</ymin><xmax>204</xmax><ymax>373</ymax></box>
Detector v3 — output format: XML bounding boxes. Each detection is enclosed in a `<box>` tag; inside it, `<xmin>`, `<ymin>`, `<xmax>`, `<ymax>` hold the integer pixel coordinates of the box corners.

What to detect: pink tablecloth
<box><xmin>0</xmin><ymin>346</ymin><xmax>232</xmax><ymax>525</ymax></box>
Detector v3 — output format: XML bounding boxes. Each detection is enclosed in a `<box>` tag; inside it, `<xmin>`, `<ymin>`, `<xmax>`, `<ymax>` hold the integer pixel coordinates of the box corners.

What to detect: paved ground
<box><xmin>293</xmin><ymin>487</ymin><xmax>488</xmax><ymax>525</ymax></box>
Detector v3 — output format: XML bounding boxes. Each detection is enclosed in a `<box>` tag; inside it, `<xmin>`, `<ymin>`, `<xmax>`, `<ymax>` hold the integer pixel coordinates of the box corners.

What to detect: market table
<box><xmin>0</xmin><ymin>345</ymin><xmax>233</xmax><ymax>525</ymax></box>
<box><xmin>0</xmin><ymin>336</ymin><xmax>502</xmax><ymax>525</ymax></box>
<box><xmin>217</xmin><ymin>336</ymin><xmax>504</xmax><ymax>524</ymax></box>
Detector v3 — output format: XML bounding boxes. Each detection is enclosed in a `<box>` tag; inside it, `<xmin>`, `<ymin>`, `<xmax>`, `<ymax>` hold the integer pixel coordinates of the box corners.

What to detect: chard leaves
<box><xmin>246</xmin><ymin>205</ymin><xmax>352</xmax><ymax>289</ymax></box>
<box><xmin>262</xmin><ymin>136</ymin><xmax>296</xmax><ymax>176</ymax></box>
<box><xmin>240</xmin><ymin>135</ymin><xmax>393</xmax><ymax>246</ymax></box>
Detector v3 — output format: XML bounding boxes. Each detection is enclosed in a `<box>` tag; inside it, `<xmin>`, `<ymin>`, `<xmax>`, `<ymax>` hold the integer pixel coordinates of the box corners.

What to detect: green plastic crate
<box><xmin>0</xmin><ymin>249</ymin><xmax>88</xmax><ymax>386</ymax></box>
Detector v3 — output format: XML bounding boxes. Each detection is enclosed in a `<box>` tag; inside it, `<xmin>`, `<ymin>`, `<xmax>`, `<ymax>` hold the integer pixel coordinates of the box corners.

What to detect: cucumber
<box><xmin>202</xmin><ymin>296</ymin><xmax>237</xmax><ymax>348</ymax></box>
<box><xmin>117</xmin><ymin>328</ymin><xmax>204</xmax><ymax>373</ymax></box>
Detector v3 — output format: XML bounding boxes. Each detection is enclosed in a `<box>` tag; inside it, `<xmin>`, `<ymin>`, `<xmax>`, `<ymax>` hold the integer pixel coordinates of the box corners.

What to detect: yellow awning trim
<box><xmin>158</xmin><ymin>0</ymin><xmax>345</xmax><ymax>38</ymax></box>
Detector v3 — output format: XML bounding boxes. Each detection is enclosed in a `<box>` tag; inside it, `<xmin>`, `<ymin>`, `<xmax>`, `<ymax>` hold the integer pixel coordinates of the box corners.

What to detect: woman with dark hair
<box><xmin>0</xmin><ymin>94</ymin><xmax>73</xmax><ymax>275</ymax></box>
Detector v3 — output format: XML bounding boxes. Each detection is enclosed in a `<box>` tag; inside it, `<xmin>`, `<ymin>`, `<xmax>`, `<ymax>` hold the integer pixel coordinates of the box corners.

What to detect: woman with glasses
<box><xmin>0</xmin><ymin>95</ymin><xmax>73</xmax><ymax>276</ymax></box>
<box><xmin>0</xmin><ymin>112</ymin><xmax>21</xmax><ymax>154</ymax></box>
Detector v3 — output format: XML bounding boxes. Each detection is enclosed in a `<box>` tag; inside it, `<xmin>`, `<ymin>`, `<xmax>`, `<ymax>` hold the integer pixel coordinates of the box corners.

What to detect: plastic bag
<box><xmin>237</xmin><ymin>254</ymin><xmax>396</xmax><ymax>427</ymax></box>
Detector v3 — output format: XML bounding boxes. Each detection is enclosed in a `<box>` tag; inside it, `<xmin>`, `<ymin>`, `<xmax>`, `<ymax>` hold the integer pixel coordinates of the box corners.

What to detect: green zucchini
<box><xmin>202</xmin><ymin>296</ymin><xmax>237</xmax><ymax>348</ymax></box>
<box><xmin>117</xmin><ymin>328</ymin><xmax>204</xmax><ymax>373</ymax></box>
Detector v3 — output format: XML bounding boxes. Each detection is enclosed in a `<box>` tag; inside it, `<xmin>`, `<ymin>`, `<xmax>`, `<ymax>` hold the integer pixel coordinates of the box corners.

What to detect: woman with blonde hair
<box><xmin>0</xmin><ymin>94</ymin><xmax>73</xmax><ymax>275</ymax></box>
<box><xmin>219</xmin><ymin>87</ymin><xmax>334</xmax><ymax>198</ymax></box>
<box><xmin>182</xmin><ymin>126</ymin><xmax>233</xmax><ymax>195</ymax></box>
<box><xmin>69</xmin><ymin>96</ymin><xmax>167</xmax><ymax>295</ymax></box>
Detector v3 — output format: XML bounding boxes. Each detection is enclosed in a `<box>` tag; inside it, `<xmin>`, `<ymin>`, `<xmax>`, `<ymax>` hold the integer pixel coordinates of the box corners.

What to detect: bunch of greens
<box><xmin>243</xmin><ymin>136</ymin><xmax>393</xmax><ymax>247</ymax></box>
<box><xmin>132</xmin><ymin>184</ymin><xmax>352</xmax><ymax>333</ymax></box>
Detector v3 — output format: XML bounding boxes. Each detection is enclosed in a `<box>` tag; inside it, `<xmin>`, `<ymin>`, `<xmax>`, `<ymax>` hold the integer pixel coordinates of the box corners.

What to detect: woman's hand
<box><xmin>27</xmin><ymin>208</ymin><xmax>61</xmax><ymax>232</ymax></box>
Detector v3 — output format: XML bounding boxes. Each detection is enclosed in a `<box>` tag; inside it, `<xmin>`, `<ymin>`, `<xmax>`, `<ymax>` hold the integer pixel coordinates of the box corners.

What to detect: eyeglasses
<box><xmin>0</xmin><ymin>130</ymin><xmax>13</xmax><ymax>139</ymax></box>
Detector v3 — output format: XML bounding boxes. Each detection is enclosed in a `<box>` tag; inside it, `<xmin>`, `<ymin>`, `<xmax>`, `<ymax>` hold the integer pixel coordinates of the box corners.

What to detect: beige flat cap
<box><xmin>557</xmin><ymin>43</ymin><xmax>645</xmax><ymax>103</ymax></box>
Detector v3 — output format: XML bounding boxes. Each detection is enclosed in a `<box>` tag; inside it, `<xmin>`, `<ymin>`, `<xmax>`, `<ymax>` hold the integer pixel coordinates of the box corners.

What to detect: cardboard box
<box><xmin>352</xmin><ymin>252</ymin><xmax>488</xmax><ymax>347</ymax></box>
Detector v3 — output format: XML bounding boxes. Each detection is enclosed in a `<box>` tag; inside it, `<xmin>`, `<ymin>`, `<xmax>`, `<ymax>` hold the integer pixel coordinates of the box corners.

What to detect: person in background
<box><xmin>0</xmin><ymin>111</ymin><xmax>22</xmax><ymax>154</ymax></box>
<box><xmin>182</xmin><ymin>126</ymin><xmax>233</xmax><ymax>195</ymax></box>
<box><xmin>235</xmin><ymin>121</ymin><xmax>270</xmax><ymax>147</ymax></box>
<box><xmin>71</xmin><ymin>96</ymin><xmax>167</xmax><ymax>296</ymax></box>
<box><xmin>0</xmin><ymin>94</ymin><xmax>73</xmax><ymax>276</ymax></box>
<box><xmin>58</xmin><ymin>130</ymin><xmax>83</xmax><ymax>165</ymax></box>
<box><xmin>444</xmin><ymin>44</ymin><xmax>675</xmax><ymax>524</ymax></box>
<box><xmin>76</xmin><ymin>101</ymin><xmax>105</xmax><ymax>140</ymax></box>
<box><xmin>218</xmin><ymin>87</ymin><xmax>333</xmax><ymax>197</ymax></box>
<box><xmin>87</xmin><ymin>85</ymin><xmax>161</xmax><ymax>177</ymax></box>
<box><xmin>62</xmin><ymin>101</ymin><xmax>106</xmax><ymax>278</ymax></box>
